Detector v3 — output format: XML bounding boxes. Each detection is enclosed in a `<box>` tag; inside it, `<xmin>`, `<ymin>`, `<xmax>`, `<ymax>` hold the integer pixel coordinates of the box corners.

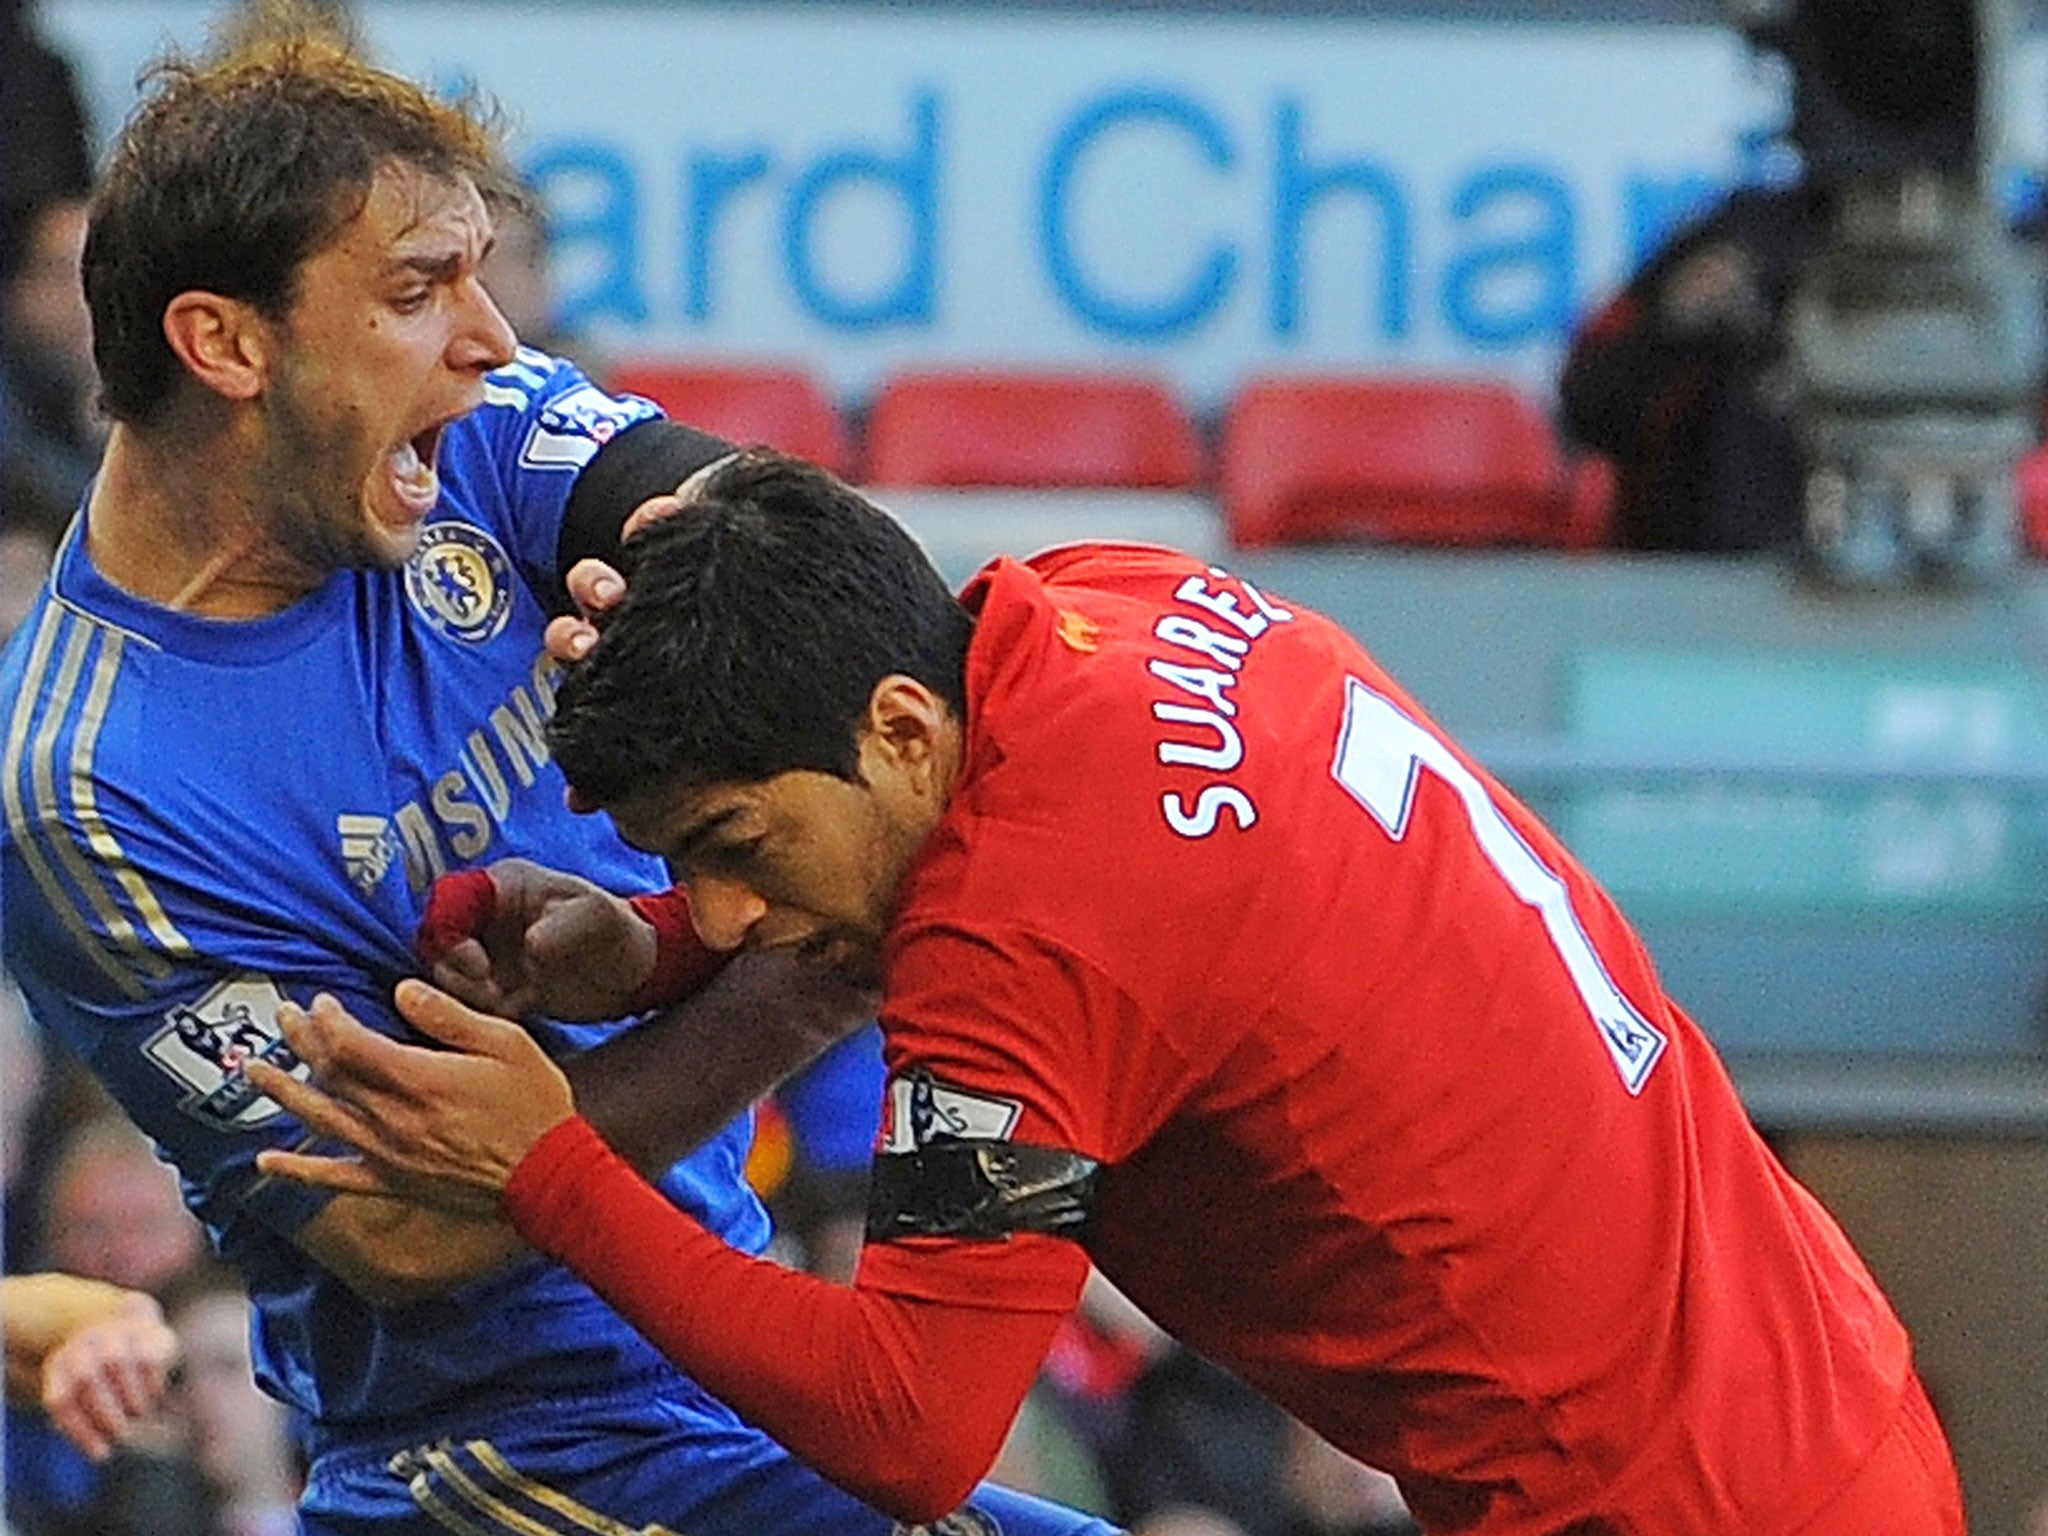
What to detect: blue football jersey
<box><xmin>0</xmin><ymin>350</ymin><xmax>769</xmax><ymax>1433</ymax></box>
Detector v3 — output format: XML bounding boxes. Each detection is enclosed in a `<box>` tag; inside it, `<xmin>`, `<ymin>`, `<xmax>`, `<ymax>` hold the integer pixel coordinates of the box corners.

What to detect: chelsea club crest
<box><xmin>406</xmin><ymin>522</ymin><xmax>514</xmax><ymax>643</ymax></box>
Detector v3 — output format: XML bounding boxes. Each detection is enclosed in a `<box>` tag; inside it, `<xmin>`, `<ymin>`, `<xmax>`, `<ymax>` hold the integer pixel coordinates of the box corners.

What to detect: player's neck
<box><xmin>934</xmin><ymin>712</ymin><xmax>968</xmax><ymax>804</ymax></box>
<box><xmin>86</xmin><ymin>422</ymin><xmax>318</xmax><ymax>619</ymax></box>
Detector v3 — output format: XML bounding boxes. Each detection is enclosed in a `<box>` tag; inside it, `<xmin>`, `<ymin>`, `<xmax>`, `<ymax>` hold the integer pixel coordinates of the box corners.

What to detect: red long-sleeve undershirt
<box><xmin>504</xmin><ymin>1115</ymin><xmax>1074</xmax><ymax>1521</ymax></box>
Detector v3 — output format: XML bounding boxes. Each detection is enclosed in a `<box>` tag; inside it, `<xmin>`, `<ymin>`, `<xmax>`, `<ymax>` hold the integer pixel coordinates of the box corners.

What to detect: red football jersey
<box><xmin>861</xmin><ymin>544</ymin><xmax>1915</xmax><ymax>1535</ymax></box>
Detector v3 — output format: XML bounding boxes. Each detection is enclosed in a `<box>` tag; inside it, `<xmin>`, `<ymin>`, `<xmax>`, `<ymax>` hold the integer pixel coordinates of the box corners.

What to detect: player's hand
<box><xmin>543</xmin><ymin>558</ymin><xmax>623</xmax><ymax>666</ymax></box>
<box><xmin>419</xmin><ymin>861</ymin><xmax>657</xmax><ymax>1022</ymax></box>
<box><xmin>3</xmin><ymin>1277</ymin><xmax>179</xmax><ymax>1461</ymax></box>
<box><xmin>248</xmin><ymin>985</ymin><xmax>575</xmax><ymax>1218</ymax></box>
<box><xmin>543</xmin><ymin>480</ymin><xmax>690</xmax><ymax>666</ymax></box>
<box><xmin>39</xmin><ymin>1292</ymin><xmax>180</xmax><ymax>1461</ymax></box>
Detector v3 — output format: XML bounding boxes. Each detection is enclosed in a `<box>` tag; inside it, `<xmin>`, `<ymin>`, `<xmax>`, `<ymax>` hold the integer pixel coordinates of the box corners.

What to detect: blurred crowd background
<box><xmin>10</xmin><ymin>0</ymin><xmax>2048</xmax><ymax>1532</ymax></box>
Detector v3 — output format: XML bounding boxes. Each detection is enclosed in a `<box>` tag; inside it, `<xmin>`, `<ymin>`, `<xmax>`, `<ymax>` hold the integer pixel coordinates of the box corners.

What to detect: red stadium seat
<box><xmin>1220</xmin><ymin>376</ymin><xmax>1611</xmax><ymax>549</ymax></box>
<box><xmin>863</xmin><ymin>369</ymin><xmax>1206</xmax><ymax>489</ymax></box>
<box><xmin>2020</xmin><ymin>443</ymin><xmax>2048</xmax><ymax>557</ymax></box>
<box><xmin>609</xmin><ymin>360</ymin><xmax>854</xmax><ymax>478</ymax></box>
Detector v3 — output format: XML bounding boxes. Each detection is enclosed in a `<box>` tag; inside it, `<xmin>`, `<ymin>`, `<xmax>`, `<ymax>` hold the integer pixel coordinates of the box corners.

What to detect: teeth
<box><xmin>386</xmin><ymin>436</ymin><xmax>440</xmax><ymax>515</ymax></box>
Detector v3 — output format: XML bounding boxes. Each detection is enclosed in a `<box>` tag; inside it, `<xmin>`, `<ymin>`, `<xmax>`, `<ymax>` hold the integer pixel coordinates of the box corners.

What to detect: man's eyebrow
<box><xmin>387</xmin><ymin>250</ymin><xmax>467</xmax><ymax>283</ymax></box>
<box><xmin>667</xmin><ymin>806</ymin><xmax>745</xmax><ymax>866</ymax></box>
<box><xmin>382</xmin><ymin>239</ymin><xmax>485</xmax><ymax>284</ymax></box>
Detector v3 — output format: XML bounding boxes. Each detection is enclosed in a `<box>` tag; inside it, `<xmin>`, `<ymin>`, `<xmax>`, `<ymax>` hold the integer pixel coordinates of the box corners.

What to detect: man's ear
<box><xmin>161</xmin><ymin>291</ymin><xmax>271</xmax><ymax>403</ymax></box>
<box><xmin>863</xmin><ymin>675</ymin><xmax>948</xmax><ymax>777</ymax></box>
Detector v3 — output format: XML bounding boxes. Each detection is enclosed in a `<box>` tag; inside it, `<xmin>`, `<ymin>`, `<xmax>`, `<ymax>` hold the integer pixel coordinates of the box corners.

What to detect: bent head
<box><xmin>549</xmin><ymin>451</ymin><xmax>976</xmax><ymax>971</ymax></box>
<box><xmin>84</xmin><ymin>5</ymin><xmax>517</xmax><ymax>573</ymax></box>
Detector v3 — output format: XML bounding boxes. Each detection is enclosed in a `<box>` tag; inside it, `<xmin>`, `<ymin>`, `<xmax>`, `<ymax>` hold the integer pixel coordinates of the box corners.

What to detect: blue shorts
<box><xmin>298</xmin><ymin>1372</ymin><xmax>1120</xmax><ymax>1536</ymax></box>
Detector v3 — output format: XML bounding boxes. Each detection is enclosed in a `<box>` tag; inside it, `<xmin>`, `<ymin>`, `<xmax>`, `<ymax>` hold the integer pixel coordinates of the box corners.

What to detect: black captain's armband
<box><xmin>866</xmin><ymin>1140</ymin><xmax>1101</xmax><ymax>1243</ymax></box>
<box><xmin>556</xmin><ymin>419</ymin><xmax>738</xmax><ymax>579</ymax></box>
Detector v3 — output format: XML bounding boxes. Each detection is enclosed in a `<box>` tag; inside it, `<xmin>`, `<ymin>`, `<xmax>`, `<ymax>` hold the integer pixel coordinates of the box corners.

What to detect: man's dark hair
<box><xmin>82</xmin><ymin>0</ymin><xmax>506</xmax><ymax>426</ymax></box>
<box><xmin>549</xmin><ymin>450</ymin><xmax>976</xmax><ymax>807</ymax></box>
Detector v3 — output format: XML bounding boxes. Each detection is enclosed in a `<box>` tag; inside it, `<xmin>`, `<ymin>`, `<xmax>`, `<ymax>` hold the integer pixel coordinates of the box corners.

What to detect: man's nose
<box><xmin>686</xmin><ymin>875</ymin><xmax>770</xmax><ymax>952</ymax></box>
<box><xmin>451</xmin><ymin>274</ymin><xmax>517</xmax><ymax>372</ymax></box>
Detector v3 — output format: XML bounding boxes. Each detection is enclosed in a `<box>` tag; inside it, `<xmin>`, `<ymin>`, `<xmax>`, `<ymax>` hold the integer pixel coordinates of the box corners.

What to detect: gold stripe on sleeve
<box><xmin>1</xmin><ymin>608</ymin><xmax>148</xmax><ymax>999</ymax></box>
<box><xmin>28</xmin><ymin>618</ymin><xmax>174</xmax><ymax>982</ymax></box>
<box><xmin>463</xmin><ymin>1439</ymin><xmax>685</xmax><ymax>1536</ymax></box>
<box><xmin>406</xmin><ymin>1472</ymin><xmax>507</xmax><ymax>1536</ymax></box>
<box><xmin>416</xmin><ymin>1444</ymin><xmax>581</xmax><ymax>1536</ymax></box>
<box><xmin>69</xmin><ymin>628</ymin><xmax>193</xmax><ymax>959</ymax></box>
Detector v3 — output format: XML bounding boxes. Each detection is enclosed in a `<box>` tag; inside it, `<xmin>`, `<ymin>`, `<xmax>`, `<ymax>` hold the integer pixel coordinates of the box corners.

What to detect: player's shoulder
<box><xmin>1005</xmin><ymin>542</ymin><xmax>1302</xmax><ymax>637</ymax></box>
<box><xmin>452</xmin><ymin>346</ymin><xmax>662</xmax><ymax>479</ymax></box>
<box><xmin>968</xmin><ymin>543</ymin><xmax>1314</xmax><ymax>735</ymax></box>
<box><xmin>0</xmin><ymin>580</ymin><xmax>153</xmax><ymax>784</ymax></box>
<box><xmin>0</xmin><ymin>570</ymin><xmax>255</xmax><ymax>880</ymax></box>
<box><xmin>1018</xmin><ymin>539</ymin><xmax>1207</xmax><ymax>594</ymax></box>
<box><xmin>964</xmin><ymin>543</ymin><xmax>1223</xmax><ymax>663</ymax></box>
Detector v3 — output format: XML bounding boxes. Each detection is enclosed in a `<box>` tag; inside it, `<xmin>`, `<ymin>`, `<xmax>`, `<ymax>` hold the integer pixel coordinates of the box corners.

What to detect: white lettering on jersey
<box><xmin>1147</xmin><ymin>568</ymin><xmax>1293</xmax><ymax>839</ymax></box>
<box><xmin>1162</xmin><ymin>784</ymin><xmax>1258</xmax><ymax>837</ymax></box>
<box><xmin>1153</xmin><ymin>703</ymin><xmax>1243</xmax><ymax>770</ymax></box>
<box><xmin>1331</xmin><ymin>677</ymin><xmax>1667</xmax><ymax>1093</ymax></box>
<box><xmin>1147</xmin><ymin>659</ymin><xmax>1239</xmax><ymax>716</ymax></box>
<box><xmin>1153</xmin><ymin>614</ymin><xmax>1250</xmax><ymax>671</ymax></box>
<box><xmin>1172</xmin><ymin>571</ymin><xmax>1293</xmax><ymax>637</ymax></box>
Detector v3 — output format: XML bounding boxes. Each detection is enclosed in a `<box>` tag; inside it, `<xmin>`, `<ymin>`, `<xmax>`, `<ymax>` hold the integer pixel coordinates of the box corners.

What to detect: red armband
<box><xmin>623</xmin><ymin>887</ymin><xmax>729</xmax><ymax>1012</ymax></box>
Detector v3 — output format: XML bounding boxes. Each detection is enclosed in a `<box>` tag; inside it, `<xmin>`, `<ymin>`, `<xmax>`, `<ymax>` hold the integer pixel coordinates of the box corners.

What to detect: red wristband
<box><xmin>623</xmin><ymin>887</ymin><xmax>729</xmax><ymax>1012</ymax></box>
<box><xmin>416</xmin><ymin>868</ymin><xmax>497</xmax><ymax>968</ymax></box>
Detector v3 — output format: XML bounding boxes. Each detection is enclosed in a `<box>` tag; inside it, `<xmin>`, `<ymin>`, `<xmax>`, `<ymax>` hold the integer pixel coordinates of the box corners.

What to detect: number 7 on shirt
<box><xmin>1330</xmin><ymin>677</ymin><xmax>1668</xmax><ymax>1094</ymax></box>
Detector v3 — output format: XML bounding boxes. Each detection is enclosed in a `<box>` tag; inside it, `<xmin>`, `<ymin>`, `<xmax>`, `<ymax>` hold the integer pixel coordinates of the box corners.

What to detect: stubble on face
<box><xmin>254</xmin><ymin>360</ymin><xmax>415</xmax><ymax>577</ymax></box>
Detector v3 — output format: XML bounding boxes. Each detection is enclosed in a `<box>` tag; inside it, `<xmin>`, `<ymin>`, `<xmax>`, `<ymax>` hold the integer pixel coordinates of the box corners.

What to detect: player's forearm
<box><xmin>506</xmin><ymin>1115</ymin><xmax>1059</xmax><ymax>1522</ymax></box>
<box><xmin>564</xmin><ymin>945</ymin><xmax>874</xmax><ymax>1178</ymax></box>
<box><xmin>296</xmin><ymin>1192</ymin><xmax>527</xmax><ymax>1308</ymax></box>
<box><xmin>2</xmin><ymin>1275</ymin><xmax>153</xmax><ymax>1403</ymax></box>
